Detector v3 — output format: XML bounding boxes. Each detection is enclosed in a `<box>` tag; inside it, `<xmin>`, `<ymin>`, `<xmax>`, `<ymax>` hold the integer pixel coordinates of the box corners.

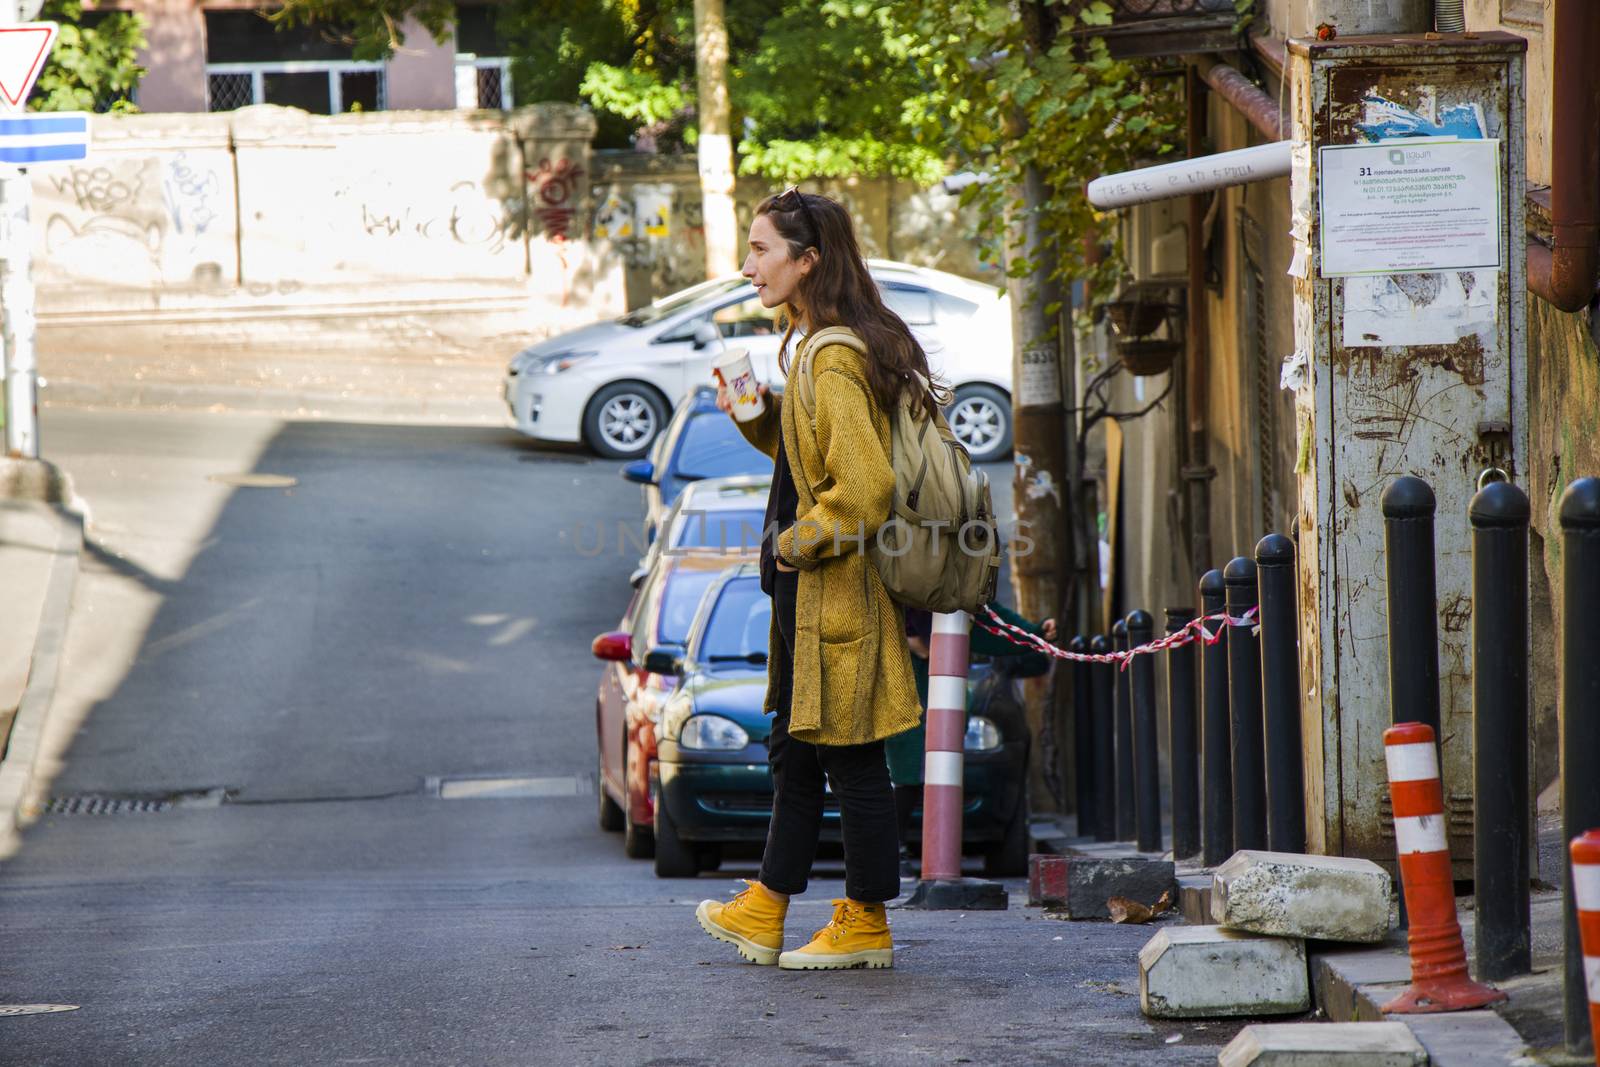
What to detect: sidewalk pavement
<box><xmin>0</xmin><ymin>480</ymin><xmax>84</xmax><ymax>858</ymax></box>
<box><xmin>1036</xmin><ymin>813</ymin><xmax>1583</xmax><ymax>1066</ymax></box>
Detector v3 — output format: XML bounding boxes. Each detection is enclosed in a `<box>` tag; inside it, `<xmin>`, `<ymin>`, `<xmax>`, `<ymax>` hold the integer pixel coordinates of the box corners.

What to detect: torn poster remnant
<box><xmin>1342</xmin><ymin>269</ymin><xmax>1497</xmax><ymax>348</ymax></box>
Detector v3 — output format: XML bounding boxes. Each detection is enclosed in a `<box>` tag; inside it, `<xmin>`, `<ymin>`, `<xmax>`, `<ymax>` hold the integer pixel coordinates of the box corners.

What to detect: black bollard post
<box><xmin>1224</xmin><ymin>556</ymin><xmax>1267</xmax><ymax>853</ymax></box>
<box><xmin>1128</xmin><ymin>610</ymin><xmax>1162</xmax><ymax>853</ymax></box>
<box><xmin>1070</xmin><ymin>635</ymin><xmax>1096</xmax><ymax>839</ymax></box>
<box><xmin>1470</xmin><ymin>480</ymin><xmax>1531</xmax><ymax>982</ymax></box>
<box><xmin>1381</xmin><ymin>477</ymin><xmax>1442</xmax><ymax>738</ymax></box>
<box><xmin>1560</xmin><ymin>478</ymin><xmax>1600</xmax><ymax>1056</ymax></box>
<box><xmin>1255</xmin><ymin>534</ymin><xmax>1306</xmax><ymax>855</ymax></box>
<box><xmin>1090</xmin><ymin>635</ymin><xmax>1117</xmax><ymax>842</ymax></box>
<box><xmin>1200</xmin><ymin>569</ymin><xmax>1234</xmax><ymax>867</ymax></box>
<box><xmin>1113</xmin><ymin>619</ymin><xmax>1136</xmax><ymax>842</ymax></box>
<box><xmin>1166</xmin><ymin>607</ymin><xmax>1200</xmax><ymax>861</ymax></box>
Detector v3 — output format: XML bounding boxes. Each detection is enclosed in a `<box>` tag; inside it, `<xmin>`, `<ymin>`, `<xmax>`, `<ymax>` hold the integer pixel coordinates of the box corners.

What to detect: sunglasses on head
<box><xmin>777</xmin><ymin>185</ymin><xmax>822</xmax><ymax>249</ymax></box>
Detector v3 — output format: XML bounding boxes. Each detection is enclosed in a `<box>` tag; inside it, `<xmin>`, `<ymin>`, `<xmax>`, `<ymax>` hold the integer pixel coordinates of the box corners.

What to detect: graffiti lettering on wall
<box><xmin>353</xmin><ymin>179</ymin><xmax>515</xmax><ymax>252</ymax></box>
<box><xmin>50</xmin><ymin>163</ymin><xmax>142</xmax><ymax>214</ymax></box>
<box><xmin>163</xmin><ymin>152</ymin><xmax>222</xmax><ymax>238</ymax></box>
<box><xmin>527</xmin><ymin>157</ymin><xmax>584</xmax><ymax>242</ymax></box>
<box><xmin>43</xmin><ymin>155</ymin><xmax>231</xmax><ymax>287</ymax></box>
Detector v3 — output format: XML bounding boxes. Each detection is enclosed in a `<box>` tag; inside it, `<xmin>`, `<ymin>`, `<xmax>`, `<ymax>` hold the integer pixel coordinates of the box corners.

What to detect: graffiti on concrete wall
<box><xmin>344</xmin><ymin>178</ymin><xmax>516</xmax><ymax>254</ymax></box>
<box><xmin>527</xmin><ymin>157</ymin><xmax>585</xmax><ymax>242</ymax></box>
<box><xmin>40</xmin><ymin>154</ymin><xmax>233</xmax><ymax>288</ymax></box>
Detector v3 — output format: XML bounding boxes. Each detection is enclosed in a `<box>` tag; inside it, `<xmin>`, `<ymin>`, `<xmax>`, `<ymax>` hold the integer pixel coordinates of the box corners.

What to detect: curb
<box><xmin>0</xmin><ymin>506</ymin><xmax>83</xmax><ymax>859</ymax></box>
<box><xmin>1310</xmin><ymin>943</ymin><xmax>1536</xmax><ymax>1066</ymax></box>
<box><xmin>41</xmin><ymin>379</ymin><xmax>506</xmax><ymax>426</ymax></box>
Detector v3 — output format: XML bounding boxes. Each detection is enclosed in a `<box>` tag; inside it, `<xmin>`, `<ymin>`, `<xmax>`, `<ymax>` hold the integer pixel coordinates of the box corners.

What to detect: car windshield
<box><xmin>699</xmin><ymin>577</ymin><xmax>770</xmax><ymax>664</ymax></box>
<box><xmin>657</xmin><ymin>568</ymin><xmax>722</xmax><ymax>646</ymax></box>
<box><xmin>671</xmin><ymin>508</ymin><xmax>766</xmax><ymax>553</ymax></box>
<box><xmin>618</xmin><ymin>277</ymin><xmax>749</xmax><ymax>328</ymax></box>
<box><xmin>675</xmin><ymin>413</ymin><xmax>771</xmax><ymax>481</ymax></box>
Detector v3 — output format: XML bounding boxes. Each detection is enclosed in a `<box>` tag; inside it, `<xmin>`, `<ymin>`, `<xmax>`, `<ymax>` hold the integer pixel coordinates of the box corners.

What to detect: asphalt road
<box><xmin>0</xmin><ymin>409</ymin><xmax>1238</xmax><ymax>1065</ymax></box>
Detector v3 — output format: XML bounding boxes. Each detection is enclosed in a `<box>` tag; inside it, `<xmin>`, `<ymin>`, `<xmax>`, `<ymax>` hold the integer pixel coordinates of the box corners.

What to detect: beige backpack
<box><xmin>792</xmin><ymin>326</ymin><xmax>1001</xmax><ymax>615</ymax></box>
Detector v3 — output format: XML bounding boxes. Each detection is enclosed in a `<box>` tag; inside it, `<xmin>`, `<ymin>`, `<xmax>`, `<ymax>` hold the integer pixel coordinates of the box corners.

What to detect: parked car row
<box><xmin>506</xmin><ymin>260</ymin><xmax>1017</xmax><ymax>463</ymax></box>
<box><xmin>585</xmin><ymin>296</ymin><xmax>1030</xmax><ymax>878</ymax></box>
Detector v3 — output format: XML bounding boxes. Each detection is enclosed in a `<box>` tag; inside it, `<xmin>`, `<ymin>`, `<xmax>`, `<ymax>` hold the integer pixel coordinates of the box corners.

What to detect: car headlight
<box><xmin>964</xmin><ymin>715</ymin><xmax>1002</xmax><ymax>752</ymax></box>
<box><xmin>679</xmin><ymin>714</ymin><xmax>750</xmax><ymax>751</ymax></box>
<box><xmin>546</xmin><ymin>350</ymin><xmax>599</xmax><ymax>374</ymax></box>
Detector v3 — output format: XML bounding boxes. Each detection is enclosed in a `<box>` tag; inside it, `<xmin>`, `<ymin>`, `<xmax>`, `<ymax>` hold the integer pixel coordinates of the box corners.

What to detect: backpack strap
<box><xmin>793</xmin><ymin>326</ymin><xmax>868</xmax><ymax>422</ymax></box>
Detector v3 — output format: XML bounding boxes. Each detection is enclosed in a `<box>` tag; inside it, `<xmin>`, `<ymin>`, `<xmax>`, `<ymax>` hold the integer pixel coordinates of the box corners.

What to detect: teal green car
<box><xmin>649</xmin><ymin>563</ymin><xmax>1030</xmax><ymax>878</ymax></box>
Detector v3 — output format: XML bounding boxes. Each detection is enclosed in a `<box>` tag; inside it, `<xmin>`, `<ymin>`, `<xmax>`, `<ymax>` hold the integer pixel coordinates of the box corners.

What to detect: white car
<box><xmin>504</xmin><ymin>260</ymin><xmax>1015</xmax><ymax>462</ymax></box>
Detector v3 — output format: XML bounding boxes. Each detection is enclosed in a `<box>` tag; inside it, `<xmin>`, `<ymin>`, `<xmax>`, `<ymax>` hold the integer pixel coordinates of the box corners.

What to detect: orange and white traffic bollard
<box><xmin>1382</xmin><ymin>722</ymin><xmax>1507</xmax><ymax>1013</ymax></box>
<box><xmin>1572</xmin><ymin>830</ymin><xmax>1600</xmax><ymax>1064</ymax></box>
<box><xmin>920</xmin><ymin>610</ymin><xmax>970</xmax><ymax>882</ymax></box>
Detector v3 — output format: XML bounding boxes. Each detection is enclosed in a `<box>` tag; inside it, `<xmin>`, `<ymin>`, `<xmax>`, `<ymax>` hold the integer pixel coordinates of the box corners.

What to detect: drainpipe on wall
<box><xmin>1184</xmin><ymin>65</ymin><xmax>1215</xmax><ymax>581</ymax></box>
<box><xmin>1193</xmin><ymin>56</ymin><xmax>1288</xmax><ymax>141</ymax></box>
<box><xmin>1526</xmin><ymin>0</ymin><xmax>1600</xmax><ymax>314</ymax></box>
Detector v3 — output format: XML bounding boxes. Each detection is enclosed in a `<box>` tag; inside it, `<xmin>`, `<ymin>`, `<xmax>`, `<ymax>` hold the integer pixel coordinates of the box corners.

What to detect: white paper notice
<box><xmin>1318</xmin><ymin>139</ymin><xmax>1501</xmax><ymax>277</ymax></box>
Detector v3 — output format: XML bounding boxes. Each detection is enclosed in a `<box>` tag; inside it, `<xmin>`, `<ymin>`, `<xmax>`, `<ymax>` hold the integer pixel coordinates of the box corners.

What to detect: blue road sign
<box><xmin>0</xmin><ymin>112</ymin><xmax>88</xmax><ymax>165</ymax></box>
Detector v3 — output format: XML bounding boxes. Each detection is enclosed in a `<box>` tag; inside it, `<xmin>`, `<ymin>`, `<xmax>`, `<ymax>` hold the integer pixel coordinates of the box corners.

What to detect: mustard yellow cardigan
<box><xmin>735</xmin><ymin>342</ymin><xmax>922</xmax><ymax>747</ymax></box>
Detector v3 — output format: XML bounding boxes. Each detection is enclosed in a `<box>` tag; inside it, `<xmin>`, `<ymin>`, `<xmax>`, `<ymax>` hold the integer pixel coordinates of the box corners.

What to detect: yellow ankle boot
<box><xmin>777</xmin><ymin>898</ymin><xmax>893</xmax><ymax>970</ymax></box>
<box><xmin>696</xmin><ymin>880</ymin><xmax>788</xmax><ymax>965</ymax></box>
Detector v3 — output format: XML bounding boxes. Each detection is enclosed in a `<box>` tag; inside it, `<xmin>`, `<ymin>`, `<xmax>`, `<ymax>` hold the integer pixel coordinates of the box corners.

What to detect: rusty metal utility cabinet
<box><xmin>1288</xmin><ymin>34</ymin><xmax>1527</xmax><ymax>873</ymax></box>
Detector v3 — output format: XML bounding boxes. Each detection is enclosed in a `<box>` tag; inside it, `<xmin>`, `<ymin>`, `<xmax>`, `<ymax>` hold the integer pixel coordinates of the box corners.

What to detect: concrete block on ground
<box><xmin>1044</xmin><ymin>854</ymin><xmax>1175</xmax><ymax>919</ymax></box>
<box><xmin>1138</xmin><ymin>925</ymin><xmax>1309</xmax><ymax>1019</ymax></box>
<box><xmin>1212</xmin><ymin>850</ymin><xmax>1391</xmax><ymax>943</ymax></box>
<box><xmin>1178</xmin><ymin>872</ymin><xmax>1212</xmax><ymax>925</ymax></box>
<box><xmin>1218</xmin><ymin>1022</ymin><xmax>1427</xmax><ymax>1067</ymax></box>
<box><xmin>1028</xmin><ymin>853</ymin><xmax>1067</xmax><ymax>906</ymax></box>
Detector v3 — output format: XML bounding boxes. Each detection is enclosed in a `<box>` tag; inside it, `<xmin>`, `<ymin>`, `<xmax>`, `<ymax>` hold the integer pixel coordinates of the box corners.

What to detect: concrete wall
<box><xmin>38</xmin><ymin>105</ymin><xmax>615</xmax><ymax>366</ymax></box>
<box><xmin>589</xmin><ymin>152</ymin><xmax>996</xmax><ymax>309</ymax></box>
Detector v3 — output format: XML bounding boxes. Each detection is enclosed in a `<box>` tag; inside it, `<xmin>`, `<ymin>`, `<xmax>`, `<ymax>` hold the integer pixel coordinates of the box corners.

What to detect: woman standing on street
<box><xmin>696</xmin><ymin>187</ymin><xmax>932</xmax><ymax>970</ymax></box>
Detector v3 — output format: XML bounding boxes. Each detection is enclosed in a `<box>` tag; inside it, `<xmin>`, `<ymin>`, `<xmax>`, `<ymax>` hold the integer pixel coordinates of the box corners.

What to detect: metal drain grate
<box><xmin>44</xmin><ymin>789</ymin><xmax>227</xmax><ymax>815</ymax></box>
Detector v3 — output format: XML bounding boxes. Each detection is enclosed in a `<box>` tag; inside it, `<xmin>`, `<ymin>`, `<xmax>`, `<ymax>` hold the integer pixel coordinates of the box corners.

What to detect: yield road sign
<box><xmin>0</xmin><ymin>111</ymin><xmax>87</xmax><ymax>164</ymax></box>
<box><xmin>0</xmin><ymin>22</ymin><xmax>56</xmax><ymax>111</ymax></box>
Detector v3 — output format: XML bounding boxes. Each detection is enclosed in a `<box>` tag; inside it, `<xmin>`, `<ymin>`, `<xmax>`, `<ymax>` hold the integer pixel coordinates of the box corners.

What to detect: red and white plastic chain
<box><xmin>973</xmin><ymin>605</ymin><xmax>1261</xmax><ymax>671</ymax></box>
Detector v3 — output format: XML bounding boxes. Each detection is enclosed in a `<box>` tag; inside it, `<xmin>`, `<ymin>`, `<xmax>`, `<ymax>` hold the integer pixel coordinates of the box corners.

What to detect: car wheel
<box><xmin>598</xmin><ymin>759</ymin><xmax>624</xmax><ymax>833</ymax></box>
<box><xmin>623</xmin><ymin>803</ymin><xmax>655</xmax><ymax>859</ymax></box>
<box><xmin>983</xmin><ymin>794</ymin><xmax>1030</xmax><ymax>878</ymax></box>
<box><xmin>653</xmin><ymin>789</ymin><xmax>700</xmax><ymax>878</ymax></box>
<box><xmin>584</xmin><ymin>382</ymin><xmax>668</xmax><ymax>460</ymax></box>
<box><xmin>947</xmin><ymin>384</ymin><xmax>1013</xmax><ymax>463</ymax></box>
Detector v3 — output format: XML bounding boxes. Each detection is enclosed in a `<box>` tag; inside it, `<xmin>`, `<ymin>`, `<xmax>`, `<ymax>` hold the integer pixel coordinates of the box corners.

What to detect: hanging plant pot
<box><xmin>1117</xmin><ymin>339</ymin><xmax>1182</xmax><ymax>377</ymax></box>
<box><xmin>1104</xmin><ymin>299</ymin><xmax>1168</xmax><ymax>339</ymax></box>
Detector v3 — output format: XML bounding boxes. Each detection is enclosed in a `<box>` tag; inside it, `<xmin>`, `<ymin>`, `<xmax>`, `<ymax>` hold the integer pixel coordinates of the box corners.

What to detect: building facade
<box><xmin>88</xmin><ymin>0</ymin><xmax>512</xmax><ymax>113</ymax></box>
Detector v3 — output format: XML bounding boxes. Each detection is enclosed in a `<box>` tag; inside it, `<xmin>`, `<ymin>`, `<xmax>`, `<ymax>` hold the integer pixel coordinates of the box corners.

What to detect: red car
<box><xmin>592</xmin><ymin>553</ymin><xmax>750</xmax><ymax>857</ymax></box>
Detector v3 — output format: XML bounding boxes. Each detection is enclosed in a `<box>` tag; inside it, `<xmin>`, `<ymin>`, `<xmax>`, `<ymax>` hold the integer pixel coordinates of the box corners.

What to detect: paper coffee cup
<box><xmin>712</xmin><ymin>348</ymin><xmax>765</xmax><ymax>422</ymax></box>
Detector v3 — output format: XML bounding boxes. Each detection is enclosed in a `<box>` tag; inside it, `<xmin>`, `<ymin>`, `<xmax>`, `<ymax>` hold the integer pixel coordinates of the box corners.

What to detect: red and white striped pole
<box><xmin>921</xmin><ymin>610</ymin><xmax>971</xmax><ymax>882</ymax></box>
<box><xmin>1382</xmin><ymin>722</ymin><xmax>1506</xmax><ymax>1013</ymax></box>
<box><xmin>1571</xmin><ymin>830</ymin><xmax>1600</xmax><ymax>1065</ymax></box>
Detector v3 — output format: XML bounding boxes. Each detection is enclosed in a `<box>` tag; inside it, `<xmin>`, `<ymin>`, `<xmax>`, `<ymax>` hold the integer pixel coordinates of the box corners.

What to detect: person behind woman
<box><xmin>695</xmin><ymin>187</ymin><xmax>934</xmax><ymax>970</ymax></box>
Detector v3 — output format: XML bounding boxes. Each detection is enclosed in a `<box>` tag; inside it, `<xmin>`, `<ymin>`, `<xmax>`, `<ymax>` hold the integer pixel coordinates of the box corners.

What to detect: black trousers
<box><xmin>759</xmin><ymin>569</ymin><xmax>900</xmax><ymax>903</ymax></box>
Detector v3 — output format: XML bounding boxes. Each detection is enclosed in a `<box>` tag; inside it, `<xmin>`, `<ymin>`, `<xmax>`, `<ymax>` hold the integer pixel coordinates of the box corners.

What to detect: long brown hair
<box><xmin>757</xmin><ymin>189</ymin><xmax>947</xmax><ymax>421</ymax></box>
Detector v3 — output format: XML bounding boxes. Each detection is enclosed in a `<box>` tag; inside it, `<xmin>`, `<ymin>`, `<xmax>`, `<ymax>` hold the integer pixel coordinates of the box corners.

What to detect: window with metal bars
<box><xmin>205</xmin><ymin>65</ymin><xmax>387</xmax><ymax>113</ymax></box>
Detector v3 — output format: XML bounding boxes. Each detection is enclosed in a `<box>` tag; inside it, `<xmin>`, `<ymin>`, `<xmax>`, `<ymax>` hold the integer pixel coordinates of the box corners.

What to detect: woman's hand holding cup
<box><xmin>716</xmin><ymin>379</ymin><xmax>769</xmax><ymax>418</ymax></box>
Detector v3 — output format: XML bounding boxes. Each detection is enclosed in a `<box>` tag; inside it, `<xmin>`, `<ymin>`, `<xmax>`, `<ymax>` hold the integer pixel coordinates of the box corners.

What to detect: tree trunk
<box><xmin>1005</xmin><ymin>161</ymin><xmax>1072</xmax><ymax>814</ymax></box>
<box><xmin>693</xmin><ymin>0</ymin><xmax>739</xmax><ymax>279</ymax></box>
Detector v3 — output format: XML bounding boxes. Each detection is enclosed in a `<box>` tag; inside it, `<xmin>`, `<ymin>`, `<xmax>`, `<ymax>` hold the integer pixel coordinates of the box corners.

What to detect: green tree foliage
<box><xmin>32</xmin><ymin>0</ymin><xmax>147</xmax><ymax>113</ymax></box>
<box><xmin>270</xmin><ymin>0</ymin><xmax>455</xmax><ymax>62</ymax></box>
<box><xmin>888</xmin><ymin>0</ymin><xmax>1185</xmax><ymax>306</ymax></box>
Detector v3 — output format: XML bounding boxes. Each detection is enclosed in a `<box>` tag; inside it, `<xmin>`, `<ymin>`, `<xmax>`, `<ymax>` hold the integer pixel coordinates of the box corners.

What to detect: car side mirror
<box><xmin>591</xmin><ymin>630</ymin><xmax>633</xmax><ymax>662</ymax></box>
<box><xmin>642</xmin><ymin>645</ymin><xmax>685</xmax><ymax>675</ymax></box>
<box><xmin>622</xmin><ymin>459</ymin><xmax>655</xmax><ymax>485</ymax></box>
<box><xmin>691</xmin><ymin>321</ymin><xmax>721</xmax><ymax>350</ymax></box>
